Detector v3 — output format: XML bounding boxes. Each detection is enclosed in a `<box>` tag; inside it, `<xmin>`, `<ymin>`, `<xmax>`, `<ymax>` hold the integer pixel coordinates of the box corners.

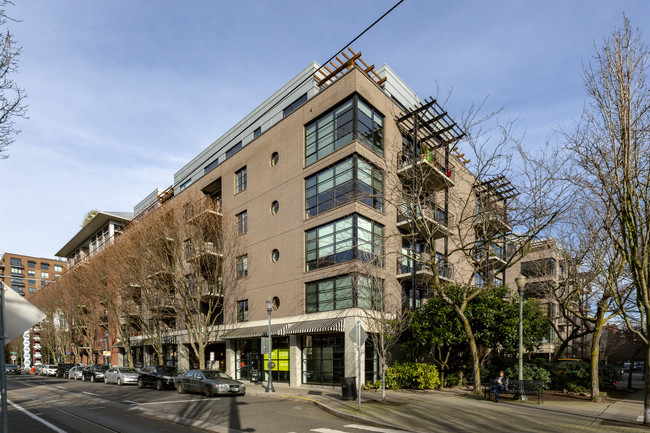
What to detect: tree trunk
<box><xmin>644</xmin><ymin>333</ymin><xmax>650</xmax><ymax>425</ymax></box>
<box><xmin>457</xmin><ymin>311</ymin><xmax>481</xmax><ymax>391</ymax></box>
<box><xmin>590</xmin><ymin>318</ymin><xmax>604</xmax><ymax>402</ymax></box>
<box><xmin>381</xmin><ymin>361</ymin><xmax>386</xmax><ymax>403</ymax></box>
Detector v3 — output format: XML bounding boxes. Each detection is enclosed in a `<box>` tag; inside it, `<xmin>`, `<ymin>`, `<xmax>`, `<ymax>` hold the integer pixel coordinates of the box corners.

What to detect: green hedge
<box><xmin>385</xmin><ymin>362</ymin><xmax>441</xmax><ymax>390</ymax></box>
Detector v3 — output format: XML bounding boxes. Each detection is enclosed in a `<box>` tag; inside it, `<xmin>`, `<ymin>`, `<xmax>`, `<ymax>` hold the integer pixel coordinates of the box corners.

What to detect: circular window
<box><xmin>270</xmin><ymin>201</ymin><xmax>279</xmax><ymax>215</ymax></box>
<box><xmin>271</xmin><ymin>249</ymin><xmax>280</xmax><ymax>263</ymax></box>
<box><xmin>270</xmin><ymin>152</ymin><xmax>279</xmax><ymax>167</ymax></box>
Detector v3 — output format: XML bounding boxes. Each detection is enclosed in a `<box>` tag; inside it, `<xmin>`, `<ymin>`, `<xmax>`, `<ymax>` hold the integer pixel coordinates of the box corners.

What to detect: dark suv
<box><xmin>137</xmin><ymin>365</ymin><xmax>184</xmax><ymax>390</ymax></box>
<box><xmin>82</xmin><ymin>365</ymin><xmax>109</xmax><ymax>382</ymax></box>
<box><xmin>56</xmin><ymin>363</ymin><xmax>76</xmax><ymax>378</ymax></box>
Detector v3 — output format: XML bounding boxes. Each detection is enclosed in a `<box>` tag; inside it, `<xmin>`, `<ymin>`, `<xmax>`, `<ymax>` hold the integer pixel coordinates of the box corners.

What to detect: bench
<box><xmin>484</xmin><ymin>379</ymin><xmax>544</xmax><ymax>404</ymax></box>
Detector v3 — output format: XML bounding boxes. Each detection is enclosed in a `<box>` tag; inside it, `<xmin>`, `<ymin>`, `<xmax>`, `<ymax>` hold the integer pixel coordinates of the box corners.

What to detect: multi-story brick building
<box><xmin>0</xmin><ymin>252</ymin><xmax>67</xmax><ymax>300</ymax></box>
<box><xmin>56</xmin><ymin>51</ymin><xmax>518</xmax><ymax>385</ymax></box>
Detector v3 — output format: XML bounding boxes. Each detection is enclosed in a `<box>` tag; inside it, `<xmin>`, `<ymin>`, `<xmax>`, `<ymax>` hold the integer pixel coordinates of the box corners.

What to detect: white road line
<box><xmin>124</xmin><ymin>400</ymin><xmax>139</xmax><ymax>405</ymax></box>
<box><xmin>344</xmin><ymin>425</ymin><xmax>410</xmax><ymax>433</ymax></box>
<box><xmin>132</xmin><ymin>399</ymin><xmax>205</xmax><ymax>406</ymax></box>
<box><xmin>22</xmin><ymin>382</ymin><xmax>35</xmax><ymax>387</ymax></box>
<box><xmin>8</xmin><ymin>399</ymin><xmax>68</xmax><ymax>433</ymax></box>
<box><xmin>638</xmin><ymin>415</ymin><xmax>644</xmax><ymax>422</ymax></box>
<box><xmin>82</xmin><ymin>391</ymin><xmax>99</xmax><ymax>397</ymax></box>
<box><xmin>56</xmin><ymin>386</ymin><xmax>67</xmax><ymax>390</ymax></box>
<box><xmin>311</xmin><ymin>429</ymin><xmax>347</xmax><ymax>433</ymax></box>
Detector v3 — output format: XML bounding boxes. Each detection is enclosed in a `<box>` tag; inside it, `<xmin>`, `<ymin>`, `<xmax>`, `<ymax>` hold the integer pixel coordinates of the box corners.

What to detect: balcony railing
<box><xmin>398</xmin><ymin>202</ymin><xmax>455</xmax><ymax>227</ymax></box>
<box><xmin>396</xmin><ymin>257</ymin><xmax>454</xmax><ymax>281</ymax></box>
<box><xmin>184</xmin><ymin>197</ymin><xmax>223</xmax><ymax>223</ymax></box>
<box><xmin>397</xmin><ymin>150</ymin><xmax>456</xmax><ymax>185</ymax></box>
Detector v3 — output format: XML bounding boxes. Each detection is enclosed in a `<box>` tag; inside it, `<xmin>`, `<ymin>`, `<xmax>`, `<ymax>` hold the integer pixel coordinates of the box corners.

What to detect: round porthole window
<box><xmin>270</xmin><ymin>152</ymin><xmax>279</xmax><ymax>167</ymax></box>
<box><xmin>271</xmin><ymin>201</ymin><xmax>279</xmax><ymax>215</ymax></box>
<box><xmin>271</xmin><ymin>249</ymin><xmax>280</xmax><ymax>263</ymax></box>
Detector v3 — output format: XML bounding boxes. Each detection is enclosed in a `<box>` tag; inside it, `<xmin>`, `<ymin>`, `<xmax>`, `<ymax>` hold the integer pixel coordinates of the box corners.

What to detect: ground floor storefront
<box><xmin>122</xmin><ymin>313</ymin><xmax>380</xmax><ymax>387</ymax></box>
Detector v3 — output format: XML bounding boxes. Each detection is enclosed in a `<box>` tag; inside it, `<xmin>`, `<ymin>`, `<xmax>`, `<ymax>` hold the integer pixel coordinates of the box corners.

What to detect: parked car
<box><xmin>5</xmin><ymin>364</ymin><xmax>21</xmax><ymax>375</ymax></box>
<box><xmin>104</xmin><ymin>367</ymin><xmax>139</xmax><ymax>385</ymax></box>
<box><xmin>56</xmin><ymin>363</ymin><xmax>76</xmax><ymax>378</ymax></box>
<box><xmin>82</xmin><ymin>365</ymin><xmax>109</xmax><ymax>382</ymax></box>
<box><xmin>174</xmin><ymin>369</ymin><xmax>245</xmax><ymax>397</ymax></box>
<box><xmin>41</xmin><ymin>364</ymin><xmax>57</xmax><ymax>376</ymax></box>
<box><xmin>68</xmin><ymin>366</ymin><xmax>84</xmax><ymax>380</ymax></box>
<box><xmin>138</xmin><ymin>365</ymin><xmax>184</xmax><ymax>390</ymax></box>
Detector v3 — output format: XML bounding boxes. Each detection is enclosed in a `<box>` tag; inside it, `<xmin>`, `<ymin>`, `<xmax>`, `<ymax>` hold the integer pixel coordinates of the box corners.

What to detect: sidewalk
<box><xmin>247</xmin><ymin>382</ymin><xmax>648</xmax><ymax>432</ymax></box>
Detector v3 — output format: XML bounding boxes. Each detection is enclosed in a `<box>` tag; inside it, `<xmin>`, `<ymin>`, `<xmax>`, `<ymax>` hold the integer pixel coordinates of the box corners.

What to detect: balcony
<box><xmin>185</xmin><ymin>198</ymin><xmax>222</xmax><ymax>226</ymax></box>
<box><xmin>397</xmin><ymin>202</ymin><xmax>454</xmax><ymax>239</ymax></box>
<box><xmin>397</xmin><ymin>151</ymin><xmax>456</xmax><ymax>191</ymax></box>
<box><xmin>474</xmin><ymin>210</ymin><xmax>511</xmax><ymax>234</ymax></box>
<box><xmin>473</xmin><ymin>246</ymin><xmax>507</xmax><ymax>269</ymax></box>
<box><xmin>396</xmin><ymin>257</ymin><xmax>454</xmax><ymax>282</ymax></box>
<box><xmin>186</xmin><ymin>242</ymin><xmax>223</xmax><ymax>264</ymax></box>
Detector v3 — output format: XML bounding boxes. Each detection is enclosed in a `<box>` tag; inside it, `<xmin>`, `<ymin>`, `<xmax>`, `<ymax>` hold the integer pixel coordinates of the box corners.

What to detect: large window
<box><xmin>237</xmin><ymin>210</ymin><xmax>248</xmax><ymax>236</ymax></box>
<box><xmin>306</xmin><ymin>274</ymin><xmax>381</xmax><ymax>313</ymax></box>
<box><xmin>236</xmin><ymin>255</ymin><xmax>248</xmax><ymax>279</ymax></box>
<box><xmin>306</xmin><ymin>214</ymin><xmax>383</xmax><ymax>271</ymax></box>
<box><xmin>305</xmin><ymin>155</ymin><xmax>383</xmax><ymax>218</ymax></box>
<box><xmin>237</xmin><ymin>300</ymin><xmax>248</xmax><ymax>322</ymax></box>
<box><xmin>10</xmin><ymin>258</ymin><xmax>22</xmax><ymax>267</ymax></box>
<box><xmin>302</xmin><ymin>334</ymin><xmax>344</xmax><ymax>385</ymax></box>
<box><xmin>235</xmin><ymin>167</ymin><xmax>247</xmax><ymax>193</ymax></box>
<box><xmin>305</xmin><ymin>95</ymin><xmax>383</xmax><ymax>165</ymax></box>
<box><xmin>521</xmin><ymin>258</ymin><xmax>556</xmax><ymax>278</ymax></box>
<box><xmin>41</xmin><ymin>263</ymin><xmax>49</xmax><ymax>270</ymax></box>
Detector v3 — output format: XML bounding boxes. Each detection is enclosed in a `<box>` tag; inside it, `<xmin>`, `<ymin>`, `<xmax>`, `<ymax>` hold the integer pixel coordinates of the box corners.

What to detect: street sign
<box><xmin>348</xmin><ymin>323</ymin><xmax>367</xmax><ymax>346</ymax></box>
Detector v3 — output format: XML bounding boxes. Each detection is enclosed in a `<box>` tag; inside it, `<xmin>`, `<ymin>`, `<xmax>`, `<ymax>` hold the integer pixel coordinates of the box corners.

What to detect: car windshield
<box><xmin>160</xmin><ymin>366</ymin><xmax>183</xmax><ymax>375</ymax></box>
<box><xmin>120</xmin><ymin>367</ymin><xmax>138</xmax><ymax>373</ymax></box>
<box><xmin>203</xmin><ymin>371</ymin><xmax>232</xmax><ymax>380</ymax></box>
<box><xmin>96</xmin><ymin>365</ymin><xmax>109</xmax><ymax>371</ymax></box>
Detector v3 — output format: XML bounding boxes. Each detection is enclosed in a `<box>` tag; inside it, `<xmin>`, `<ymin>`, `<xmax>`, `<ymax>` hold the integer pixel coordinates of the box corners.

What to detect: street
<box><xmin>5</xmin><ymin>375</ymin><xmax>405</xmax><ymax>433</ymax></box>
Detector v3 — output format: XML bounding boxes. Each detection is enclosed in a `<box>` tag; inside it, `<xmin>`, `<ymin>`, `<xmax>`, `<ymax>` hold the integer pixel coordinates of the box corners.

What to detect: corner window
<box><xmin>237</xmin><ymin>300</ymin><xmax>249</xmax><ymax>322</ymax></box>
<box><xmin>235</xmin><ymin>167</ymin><xmax>247</xmax><ymax>194</ymax></box>
<box><xmin>306</xmin><ymin>274</ymin><xmax>382</xmax><ymax>313</ymax></box>
<box><xmin>305</xmin><ymin>95</ymin><xmax>383</xmax><ymax>165</ymax></box>
<box><xmin>305</xmin><ymin>154</ymin><xmax>383</xmax><ymax>218</ymax></box>
<box><xmin>305</xmin><ymin>214</ymin><xmax>383</xmax><ymax>271</ymax></box>
<box><xmin>237</xmin><ymin>255</ymin><xmax>248</xmax><ymax>279</ymax></box>
<box><xmin>237</xmin><ymin>210</ymin><xmax>248</xmax><ymax>236</ymax></box>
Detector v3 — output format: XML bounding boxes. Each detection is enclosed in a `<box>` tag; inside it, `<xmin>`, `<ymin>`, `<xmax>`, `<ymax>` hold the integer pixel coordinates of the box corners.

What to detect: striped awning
<box><xmin>286</xmin><ymin>318</ymin><xmax>344</xmax><ymax>335</ymax></box>
<box><xmin>221</xmin><ymin>324</ymin><xmax>287</xmax><ymax>340</ymax></box>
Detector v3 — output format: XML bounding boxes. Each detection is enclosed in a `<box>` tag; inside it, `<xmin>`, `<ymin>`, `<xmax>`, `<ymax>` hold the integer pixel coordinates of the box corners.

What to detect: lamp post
<box><xmin>515</xmin><ymin>275</ymin><xmax>527</xmax><ymax>386</ymax></box>
<box><xmin>265</xmin><ymin>298</ymin><xmax>275</xmax><ymax>393</ymax></box>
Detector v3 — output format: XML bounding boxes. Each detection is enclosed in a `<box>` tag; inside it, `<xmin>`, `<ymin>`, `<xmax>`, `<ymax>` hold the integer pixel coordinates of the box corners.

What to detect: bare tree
<box><xmin>563</xmin><ymin>16</ymin><xmax>650</xmax><ymax>422</ymax></box>
<box><xmin>0</xmin><ymin>1</ymin><xmax>26</xmax><ymax>158</ymax></box>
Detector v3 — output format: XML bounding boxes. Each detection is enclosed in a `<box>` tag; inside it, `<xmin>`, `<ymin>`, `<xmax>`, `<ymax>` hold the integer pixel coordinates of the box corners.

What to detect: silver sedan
<box><xmin>104</xmin><ymin>366</ymin><xmax>140</xmax><ymax>386</ymax></box>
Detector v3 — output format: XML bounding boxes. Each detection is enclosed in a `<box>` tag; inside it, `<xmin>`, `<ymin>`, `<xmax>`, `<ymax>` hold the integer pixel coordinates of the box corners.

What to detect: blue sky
<box><xmin>1</xmin><ymin>0</ymin><xmax>649</xmax><ymax>258</ymax></box>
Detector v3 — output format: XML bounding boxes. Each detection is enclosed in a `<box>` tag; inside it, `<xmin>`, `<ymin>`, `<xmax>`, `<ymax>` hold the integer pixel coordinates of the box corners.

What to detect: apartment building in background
<box><xmin>56</xmin><ymin>50</ymin><xmax>517</xmax><ymax>385</ymax></box>
<box><xmin>507</xmin><ymin>239</ymin><xmax>578</xmax><ymax>358</ymax></box>
<box><xmin>0</xmin><ymin>252</ymin><xmax>67</xmax><ymax>300</ymax></box>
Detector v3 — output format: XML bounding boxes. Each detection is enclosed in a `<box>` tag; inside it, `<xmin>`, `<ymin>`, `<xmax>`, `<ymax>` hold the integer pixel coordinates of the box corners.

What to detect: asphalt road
<box><xmin>5</xmin><ymin>375</ymin><xmax>403</xmax><ymax>433</ymax></box>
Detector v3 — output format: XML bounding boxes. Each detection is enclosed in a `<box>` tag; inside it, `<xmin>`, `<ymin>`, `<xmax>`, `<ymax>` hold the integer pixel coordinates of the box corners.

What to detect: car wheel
<box><xmin>137</xmin><ymin>378</ymin><xmax>144</xmax><ymax>389</ymax></box>
<box><xmin>203</xmin><ymin>385</ymin><xmax>212</xmax><ymax>397</ymax></box>
<box><xmin>117</xmin><ymin>378</ymin><xmax>122</xmax><ymax>386</ymax></box>
<box><xmin>156</xmin><ymin>380</ymin><xmax>163</xmax><ymax>391</ymax></box>
<box><xmin>91</xmin><ymin>375</ymin><xmax>96</xmax><ymax>383</ymax></box>
<box><xmin>177</xmin><ymin>383</ymin><xmax>184</xmax><ymax>394</ymax></box>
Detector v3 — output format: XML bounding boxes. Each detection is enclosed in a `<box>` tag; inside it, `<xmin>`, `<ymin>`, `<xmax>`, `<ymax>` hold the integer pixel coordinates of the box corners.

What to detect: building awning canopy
<box><xmin>221</xmin><ymin>324</ymin><xmax>287</xmax><ymax>340</ymax></box>
<box><xmin>286</xmin><ymin>318</ymin><xmax>343</xmax><ymax>335</ymax></box>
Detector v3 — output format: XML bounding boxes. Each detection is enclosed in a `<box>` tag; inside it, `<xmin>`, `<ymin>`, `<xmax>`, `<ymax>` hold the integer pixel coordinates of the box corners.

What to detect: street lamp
<box><xmin>265</xmin><ymin>298</ymin><xmax>275</xmax><ymax>393</ymax></box>
<box><xmin>515</xmin><ymin>274</ymin><xmax>527</xmax><ymax>386</ymax></box>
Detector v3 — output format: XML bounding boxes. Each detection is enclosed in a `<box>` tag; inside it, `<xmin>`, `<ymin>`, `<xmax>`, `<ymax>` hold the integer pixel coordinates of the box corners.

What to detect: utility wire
<box><xmin>180</xmin><ymin>0</ymin><xmax>406</xmax><ymax>186</ymax></box>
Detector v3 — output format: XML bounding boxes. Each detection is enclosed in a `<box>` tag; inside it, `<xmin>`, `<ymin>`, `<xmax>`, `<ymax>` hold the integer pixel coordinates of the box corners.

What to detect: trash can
<box><xmin>250</xmin><ymin>369</ymin><xmax>260</xmax><ymax>383</ymax></box>
<box><xmin>341</xmin><ymin>377</ymin><xmax>357</xmax><ymax>400</ymax></box>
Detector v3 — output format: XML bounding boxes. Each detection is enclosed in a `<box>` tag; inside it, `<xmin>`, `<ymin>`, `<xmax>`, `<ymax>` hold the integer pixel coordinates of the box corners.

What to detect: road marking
<box><xmin>82</xmin><ymin>391</ymin><xmax>99</xmax><ymax>397</ymax></box>
<box><xmin>311</xmin><ymin>429</ymin><xmax>346</xmax><ymax>433</ymax></box>
<box><xmin>56</xmin><ymin>386</ymin><xmax>67</xmax><ymax>390</ymax></box>
<box><xmin>131</xmin><ymin>399</ymin><xmax>205</xmax><ymax>406</ymax></box>
<box><xmin>344</xmin><ymin>425</ymin><xmax>410</xmax><ymax>433</ymax></box>
<box><xmin>22</xmin><ymin>382</ymin><xmax>35</xmax><ymax>387</ymax></box>
<box><xmin>124</xmin><ymin>400</ymin><xmax>139</xmax><ymax>405</ymax></box>
<box><xmin>638</xmin><ymin>415</ymin><xmax>644</xmax><ymax>422</ymax></box>
<box><xmin>8</xmin><ymin>399</ymin><xmax>68</xmax><ymax>433</ymax></box>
